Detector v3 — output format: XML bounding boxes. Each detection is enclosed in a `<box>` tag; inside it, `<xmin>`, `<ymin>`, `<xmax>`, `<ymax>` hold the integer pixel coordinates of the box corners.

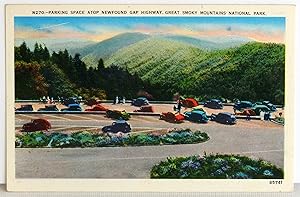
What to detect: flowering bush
<box><xmin>274</xmin><ymin>117</ymin><xmax>284</xmax><ymax>125</ymax></box>
<box><xmin>15</xmin><ymin>129</ymin><xmax>209</xmax><ymax>148</ymax></box>
<box><xmin>150</xmin><ymin>154</ymin><xmax>283</xmax><ymax>179</ymax></box>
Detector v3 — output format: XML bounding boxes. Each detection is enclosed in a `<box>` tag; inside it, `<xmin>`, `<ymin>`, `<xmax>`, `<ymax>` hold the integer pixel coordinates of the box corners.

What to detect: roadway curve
<box><xmin>15</xmin><ymin>114</ymin><xmax>284</xmax><ymax>178</ymax></box>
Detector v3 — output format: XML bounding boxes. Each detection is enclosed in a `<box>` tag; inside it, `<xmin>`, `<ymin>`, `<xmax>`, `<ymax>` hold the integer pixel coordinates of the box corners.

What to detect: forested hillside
<box><xmin>14</xmin><ymin>34</ymin><xmax>285</xmax><ymax>104</ymax></box>
<box><xmin>106</xmin><ymin>39</ymin><xmax>285</xmax><ymax>104</ymax></box>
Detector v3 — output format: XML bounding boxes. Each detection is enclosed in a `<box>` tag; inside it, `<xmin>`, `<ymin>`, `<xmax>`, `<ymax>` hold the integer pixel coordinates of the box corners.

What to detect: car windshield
<box><xmin>137</xmin><ymin>97</ymin><xmax>146</xmax><ymax>101</ymax></box>
<box><xmin>116</xmin><ymin>120</ymin><xmax>126</xmax><ymax>123</ymax></box>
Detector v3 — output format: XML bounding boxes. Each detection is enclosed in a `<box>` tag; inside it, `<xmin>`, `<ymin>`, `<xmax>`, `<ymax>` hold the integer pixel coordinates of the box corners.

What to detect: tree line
<box><xmin>15</xmin><ymin>42</ymin><xmax>148</xmax><ymax>100</ymax></box>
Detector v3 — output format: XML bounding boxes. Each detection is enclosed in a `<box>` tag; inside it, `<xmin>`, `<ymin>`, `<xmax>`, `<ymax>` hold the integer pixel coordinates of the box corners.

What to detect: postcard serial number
<box><xmin>269</xmin><ymin>180</ymin><xmax>283</xmax><ymax>185</ymax></box>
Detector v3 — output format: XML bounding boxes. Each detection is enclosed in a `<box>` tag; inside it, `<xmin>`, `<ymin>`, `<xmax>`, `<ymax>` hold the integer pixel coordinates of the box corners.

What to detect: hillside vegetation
<box><xmin>14</xmin><ymin>33</ymin><xmax>285</xmax><ymax>104</ymax></box>
<box><xmin>161</xmin><ymin>35</ymin><xmax>250</xmax><ymax>50</ymax></box>
<box><xmin>72</xmin><ymin>32</ymin><xmax>250</xmax><ymax>68</ymax></box>
<box><xmin>106</xmin><ymin>38</ymin><xmax>284</xmax><ymax>103</ymax></box>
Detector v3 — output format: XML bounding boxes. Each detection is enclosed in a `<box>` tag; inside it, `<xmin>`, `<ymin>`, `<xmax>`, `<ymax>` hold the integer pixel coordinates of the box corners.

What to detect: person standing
<box><xmin>115</xmin><ymin>96</ymin><xmax>119</xmax><ymax>105</ymax></box>
<box><xmin>177</xmin><ymin>99</ymin><xmax>182</xmax><ymax>113</ymax></box>
<box><xmin>245</xmin><ymin>110</ymin><xmax>251</xmax><ymax>121</ymax></box>
<box><xmin>260</xmin><ymin>110</ymin><xmax>265</xmax><ymax>121</ymax></box>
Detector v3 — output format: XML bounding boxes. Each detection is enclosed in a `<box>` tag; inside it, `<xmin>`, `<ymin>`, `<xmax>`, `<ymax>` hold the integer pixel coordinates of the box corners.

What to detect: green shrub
<box><xmin>150</xmin><ymin>154</ymin><xmax>283</xmax><ymax>179</ymax></box>
<box><xmin>16</xmin><ymin>131</ymin><xmax>49</xmax><ymax>148</ymax></box>
<box><xmin>274</xmin><ymin>117</ymin><xmax>284</xmax><ymax>125</ymax></box>
<box><xmin>16</xmin><ymin>129</ymin><xmax>209</xmax><ymax>148</ymax></box>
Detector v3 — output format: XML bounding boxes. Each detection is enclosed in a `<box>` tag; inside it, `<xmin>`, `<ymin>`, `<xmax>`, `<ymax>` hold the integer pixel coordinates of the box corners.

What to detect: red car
<box><xmin>22</xmin><ymin>119</ymin><xmax>51</xmax><ymax>132</ymax></box>
<box><xmin>134</xmin><ymin>105</ymin><xmax>154</xmax><ymax>112</ymax></box>
<box><xmin>182</xmin><ymin>98</ymin><xmax>199</xmax><ymax>108</ymax></box>
<box><xmin>160</xmin><ymin>112</ymin><xmax>185</xmax><ymax>123</ymax></box>
<box><xmin>85</xmin><ymin>104</ymin><xmax>108</xmax><ymax>111</ymax></box>
<box><xmin>235</xmin><ymin>109</ymin><xmax>256</xmax><ymax>116</ymax></box>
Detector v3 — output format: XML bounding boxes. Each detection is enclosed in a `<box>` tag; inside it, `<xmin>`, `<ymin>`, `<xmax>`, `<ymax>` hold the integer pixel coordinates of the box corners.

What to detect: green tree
<box><xmin>40</xmin><ymin>61</ymin><xmax>76</xmax><ymax>97</ymax></box>
<box><xmin>15</xmin><ymin>42</ymin><xmax>32</xmax><ymax>63</ymax></box>
<box><xmin>97</xmin><ymin>58</ymin><xmax>105</xmax><ymax>71</ymax></box>
<box><xmin>15</xmin><ymin>61</ymin><xmax>48</xmax><ymax>99</ymax></box>
<box><xmin>73</xmin><ymin>53</ymin><xmax>87</xmax><ymax>86</ymax></box>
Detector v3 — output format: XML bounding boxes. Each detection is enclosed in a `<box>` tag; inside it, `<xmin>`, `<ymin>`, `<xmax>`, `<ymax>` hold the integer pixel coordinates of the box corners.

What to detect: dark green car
<box><xmin>252</xmin><ymin>105</ymin><xmax>271</xmax><ymax>115</ymax></box>
<box><xmin>255</xmin><ymin>101</ymin><xmax>277</xmax><ymax>112</ymax></box>
<box><xmin>184</xmin><ymin>109</ymin><xmax>209</xmax><ymax>123</ymax></box>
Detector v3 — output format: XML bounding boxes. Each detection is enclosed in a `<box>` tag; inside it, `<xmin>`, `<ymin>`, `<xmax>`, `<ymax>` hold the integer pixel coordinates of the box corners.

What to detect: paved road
<box><xmin>15</xmin><ymin>114</ymin><xmax>284</xmax><ymax>178</ymax></box>
<box><xmin>15</xmin><ymin>113</ymin><xmax>282</xmax><ymax>132</ymax></box>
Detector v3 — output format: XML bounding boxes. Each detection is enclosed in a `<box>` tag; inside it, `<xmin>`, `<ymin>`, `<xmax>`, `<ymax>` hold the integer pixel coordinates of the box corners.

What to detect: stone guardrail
<box><xmin>15</xmin><ymin>111</ymin><xmax>266</xmax><ymax>120</ymax></box>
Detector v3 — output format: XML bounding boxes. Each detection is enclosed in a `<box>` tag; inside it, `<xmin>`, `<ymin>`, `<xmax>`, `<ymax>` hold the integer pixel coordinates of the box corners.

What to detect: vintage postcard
<box><xmin>6</xmin><ymin>4</ymin><xmax>295</xmax><ymax>192</ymax></box>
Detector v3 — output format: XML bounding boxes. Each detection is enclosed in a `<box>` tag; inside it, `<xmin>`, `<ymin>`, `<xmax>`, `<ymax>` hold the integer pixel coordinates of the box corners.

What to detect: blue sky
<box><xmin>15</xmin><ymin>17</ymin><xmax>285</xmax><ymax>43</ymax></box>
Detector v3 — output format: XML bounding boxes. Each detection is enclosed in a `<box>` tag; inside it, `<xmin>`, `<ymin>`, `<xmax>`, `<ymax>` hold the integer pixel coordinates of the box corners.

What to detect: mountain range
<box><xmin>67</xmin><ymin>32</ymin><xmax>252</xmax><ymax>67</ymax></box>
<box><xmin>15</xmin><ymin>32</ymin><xmax>253</xmax><ymax>68</ymax></box>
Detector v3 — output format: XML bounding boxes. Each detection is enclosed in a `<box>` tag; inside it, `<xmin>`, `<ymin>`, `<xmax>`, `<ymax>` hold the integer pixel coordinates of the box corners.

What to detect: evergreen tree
<box><xmin>73</xmin><ymin>53</ymin><xmax>88</xmax><ymax>86</ymax></box>
<box><xmin>16</xmin><ymin>42</ymin><xmax>32</xmax><ymax>62</ymax></box>
<box><xmin>42</xmin><ymin>46</ymin><xmax>50</xmax><ymax>60</ymax></box>
<box><xmin>97</xmin><ymin>58</ymin><xmax>104</xmax><ymax>71</ymax></box>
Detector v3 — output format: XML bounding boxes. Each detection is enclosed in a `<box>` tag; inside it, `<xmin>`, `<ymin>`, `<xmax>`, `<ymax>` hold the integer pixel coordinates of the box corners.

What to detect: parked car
<box><xmin>37</xmin><ymin>105</ymin><xmax>59</xmax><ymax>111</ymax></box>
<box><xmin>204</xmin><ymin>99</ymin><xmax>223</xmax><ymax>109</ymax></box>
<box><xmin>85</xmin><ymin>104</ymin><xmax>108</xmax><ymax>111</ymax></box>
<box><xmin>102</xmin><ymin>120</ymin><xmax>131</xmax><ymax>133</ymax></box>
<box><xmin>134</xmin><ymin>105</ymin><xmax>154</xmax><ymax>112</ymax></box>
<box><xmin>255</xmin><ymin>101</ymin><xmax>276</xmax><ymax>112</ymax></box>
<box><xmin>15</xmin><ymin>104</ymin><xmax>33</xmax><ymax>111</ymax></box>
<box><xmin>233</xmin><ymin>101</ymin><xmax>253</xmax><ymax>111</ymax></box>
<box><xmin>251</xmin><ymin>105</ymin><xmax>271</xmax><ymax>115</ymax></box>
<box><xmin>85</xmin><ymin>98</ymin><xmax>101</xmax><ymax>106</ymax></box>
<box><xmin>211</xmin><ymin>112</ymin><xmax>236</xmax><ymax>125</ymax></box>
<box><xmin>61</xmin><ymin>104</ymin><xmax>82</xmax><ymax>111</ymax></box>
<box><xmin>160</xmin><ymin>112</ymin><xmax>185</xmax><ymax>123</ymax></box>
<box><xmin>22</xmin><ymin>118</ymin><xmax>51</xmax><ymax>132</ymax></box>
<box><xmin>62</xmin><ymin>97</ymin><xmax>79</xmax><ymax>106</ymax></box>
<box><xmin>106</xmin><ymin>110</ymin><xmax>130</xmax><ymax>120</ymax></box>
<box><xmin>181</xmin><ymin>98</ymin><xmax>199</xmax><ymax>108</ymax></box>
<box><xmin>131</xmin><ymin>97</ymin><xmax>149</xmax><ymax>107</ymax></box>
<box><xmin>235</xmin><ymin>109</ymin><xmax>256</xmax><ymax>116</ymax></box>
<box><xmin>184</xmin><ymin>110</ymin><xmax>209</xmax><ymax>123</ymax></box>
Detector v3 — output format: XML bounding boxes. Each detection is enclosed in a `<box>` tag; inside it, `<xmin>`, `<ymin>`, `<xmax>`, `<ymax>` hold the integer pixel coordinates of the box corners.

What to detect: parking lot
<box><xmin>15</xmin><ymin>102</ymin><xmax>284</xmax><ymax>178</ymax></box>
<box><xmin>15</xmin><ymin>102</ymin><xmax>237</xmax><ymax>114</ymax></box>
